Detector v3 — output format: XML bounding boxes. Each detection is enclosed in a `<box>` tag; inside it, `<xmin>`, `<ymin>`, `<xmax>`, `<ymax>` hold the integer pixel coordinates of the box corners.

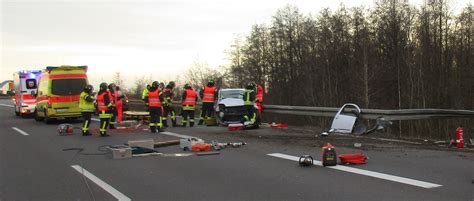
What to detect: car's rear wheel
<box><xmin>34</xmin><ymin>109</ymin><xmax>44</xmax><ymax>121</ymax></box>
<box><xmin>44</xmin><ymin>109</ymin><xmax>53</xmax><ymax>124</ymax></box>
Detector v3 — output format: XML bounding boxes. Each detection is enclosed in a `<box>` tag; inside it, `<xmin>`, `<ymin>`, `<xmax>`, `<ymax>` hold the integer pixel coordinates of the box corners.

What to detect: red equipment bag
<box><xmin>228</xmin><ymin>123</ymin><xmax>244</xmax><ymax>131</ymax></box>
<box><xmin>271</xmin><ymin>123</ymin><xmax>288</xmax><ymax>128</ymax></box>
<box><xmin>192</xmin><ymin>143</ymin><xmax>212</xmax><ymax>152</ymax></box>
<box><xmin>338</xmin><ymin>153</ymin><xmax>368</xmax><ymax>164</ymax></box>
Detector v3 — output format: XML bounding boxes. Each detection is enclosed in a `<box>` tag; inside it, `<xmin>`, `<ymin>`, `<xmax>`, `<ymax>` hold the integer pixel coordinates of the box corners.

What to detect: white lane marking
<box><xmin>91</xmin><ymin>118</ymin><xmax>100</xmax><ymax>122</ymax></box>
<box><xmin>12</xmin><ymin>127</ymin><xmax>29</xmax><ymax>136</ymax></box>
<box><xmin>71</xmin><ymin>165</ymin><xmax>131</xmax><ymax>201</ymax></box>
<box><xmin>267</xmin><ymin>153</ymin><xmax>442</xmax><ymax>189</ymax></box>
<box><xmin>161</xmin><ymin>131</ymin><xmax>195</xmax><ymax>139</ymax></box>
<box><xmin>0</xmin><ymin>103</ymin><xmax>14</xmax><ymax>108</ymax></box>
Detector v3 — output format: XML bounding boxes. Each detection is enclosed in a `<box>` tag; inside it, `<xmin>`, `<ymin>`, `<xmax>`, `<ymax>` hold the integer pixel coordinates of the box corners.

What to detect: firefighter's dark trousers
<box><xmin>163</xmin><ymin>105</ymin><xmax>176</xmax><ymax>127</ymax></box>
<box><xmin>81</xmin><ymin>112</ymin><xmax>93</xmax><ymax>135</ymax></box>
<box><xmin>149</xmin><ymin>107</ymin><xmax>163</xmax><ymax>133</ymax></box>
<box><xmin>199</xmin><ymin>102</ymin><xmax>214</xmax><ymax>124</ymax></box>
<box><xmin>99</xmin><ymin>111</ymin><xmax>111</xmax><ymax>136</ymax></box>
<box><xmin>109</xmin><ymin>107</ymin><xmax>117</xmax><ymax>129</ymax></box>
<box><xmin>182</xmin><ymin>109</ymin><xmax>195</xmax><ymax>127</ymax></box>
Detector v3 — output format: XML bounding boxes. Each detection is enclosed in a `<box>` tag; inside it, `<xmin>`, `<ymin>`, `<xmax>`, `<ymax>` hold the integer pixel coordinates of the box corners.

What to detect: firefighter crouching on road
<box><xmin>181</xmin><ymin>84</ymin><xmax>198</xmax><ymax>127</ymax></box>
<box><xmin>79</xmin><ymin>85</ymin><xmax>95</xmax><ymax>136</ymax></box>
<box><xmin>198</xmin><ymin>80</ymin><xmax>217</xmax><ymax>125</ymax></box>
<box><xmin>108</xmin><ymin>83</ymin><xmax>117</xmax><ymax>129</ymax></box>
<box><xmin>242</xmin><ymin>82</ymin><xmax>259</xmax><ymax>128</ymax></box>
<box><xmin>96</xmin><ymin>82</ymin><xmax>114</xmax><ymax>136</ymax></box>
<box><xmin>162</xmin><ymin>83</ymin><xmax>177</xmax><ymax>127</ymax></box>
<box><xmin>145</xmin><ymin>81</ymin><xmax>165</xmax><ymax>133</ymax></box>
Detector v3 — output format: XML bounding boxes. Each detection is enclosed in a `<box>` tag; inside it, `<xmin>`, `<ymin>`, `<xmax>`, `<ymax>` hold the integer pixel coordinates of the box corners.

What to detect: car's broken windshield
<box><xmin>220</xmin><ymin>90</ymin><xmax>243</xmax><ymax>99</ymax></box>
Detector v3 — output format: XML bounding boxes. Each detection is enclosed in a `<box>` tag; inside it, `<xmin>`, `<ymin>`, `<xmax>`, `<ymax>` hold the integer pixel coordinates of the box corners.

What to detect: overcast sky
<box><xmin>0</xmin><ymin>0</ymin><xmax>470</xmax><ymax>88</ymax></box>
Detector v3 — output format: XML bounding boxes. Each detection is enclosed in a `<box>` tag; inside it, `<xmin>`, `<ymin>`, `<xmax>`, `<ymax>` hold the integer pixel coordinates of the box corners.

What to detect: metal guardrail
<box><xmin>264</xmin><ymin>105</ymin><xmax>474</xmax><ymax>120</ymax></box>
<box><xmin>128</xmin><ymin>100</ymin><xmax>474</xmax><ymax>120</ymax></box>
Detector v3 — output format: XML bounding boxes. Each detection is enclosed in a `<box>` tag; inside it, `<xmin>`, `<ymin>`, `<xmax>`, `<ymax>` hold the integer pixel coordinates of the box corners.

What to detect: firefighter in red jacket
<box><xmin>198</xmin><ymin>80</ymin><xmax>217</xmax><ymax>125</ymax></box>
<box><xmin>145</xmin><ymin>81</ymin><xmax>165</xmax><ymax>133</ymax></box>
<box><xmin>256</xmin><ymin>84</ymin><xmax>264</xmax><ymax>114</ymax></box>
<box><xmin>108</xmin><ymin>83</ymin><xmax>117</xmax><ymax>129</ymax></box>
<box><xmin>96</xmin><ymin>82</ymin><xmax>114</xmax><ymax>136</ymax></box>
<box><xmin>181</xmin><ymin>84</ymin><xmax>198</xmax><ymax>127</ymax></box>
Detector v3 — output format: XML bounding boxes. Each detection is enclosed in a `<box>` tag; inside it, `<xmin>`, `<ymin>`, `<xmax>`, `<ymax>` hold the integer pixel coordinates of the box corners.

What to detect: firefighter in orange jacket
<box><xmin>145</xmin><ymin>81</ymin><xmax>165</xmax><ymax>133</ymax></box>
<box><xmin>198</xmin><ymin>80</ymin><xmax>217</xmax><ymax>125</ymax></box>
<box><xmin>181</xmin><ymin>84</ymin><xmax>198</xmax><ymax>127</ymax></box>
<box><xmin>96</xmin><ymin>82</ymin><xmax>114</xmax><ymax>136</ymax></box>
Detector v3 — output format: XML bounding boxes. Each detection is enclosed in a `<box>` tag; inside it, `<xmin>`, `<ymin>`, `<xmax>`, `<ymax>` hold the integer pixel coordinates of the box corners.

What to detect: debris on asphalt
<box><xmin>270</xmin><ymin>123</ymin><xmax>288</xmax><ymax>128</ymax></box>
<box><xmin>299</xmin><ymin>155</ymin><xmax>314</xmax><ymax>166</ymax></box>
<box><xmin>191</xmin><ymin>143</ymin><xmax>212</xmax><ymax>152</ymax></box>
<box><xmin>154</xmin><ymin>140</ymin><xmax>180</xmax><ymax>148</ymax></box>
<box><xmin>127</xmin><ymin>139</ymin><xmax>154</xmax><ymax>149</ymax></box>
<box><xmin>338</xmin><ymin>153</ymin><xmax>368</xmax><ymax>165</ymax></box>
<box><xmin>131</xmin><ymin>146</ymin><xmax>158</xmax><ymax>155</ymax></box>
<box><xmin>107</xmin><ymin>145</ymin><xmax>132</xmax><ymax>159</ymax></box>
<box><xmin>57</xmin><ymin>124</ymin><xmax>74</xmax><ymax>135</ymax></box>
<box><xmin>196</xmin><ymin>151</ymin><xmax>220</xmax><ymax>156</ymax></box>
<box><xmin>228</xmin><ymin>123</ymin><xmax>244</xmax><ymax>131</ymax></box>
<box><xmin>180</xmin><ymin>137</ymin><xmax>205</xmax><ymax>151</ymax></box>
<box><xmin>321</xmin><ymin>143</ymin><xmax>337</xmax><ymax>166</ymax></box>
<box><xmin>354</xmin><ymin>143</ymin><xmax>362</xmax><ymax>148</ymax></box>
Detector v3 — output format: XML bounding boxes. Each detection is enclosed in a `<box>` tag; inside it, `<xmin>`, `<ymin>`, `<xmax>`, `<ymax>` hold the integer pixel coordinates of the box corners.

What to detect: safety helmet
<box><xmin>152</xmin><ymin>81</ymin><xmax>159</xmax><ymax>88</ymax></box>
<box><xmin>84</xmin><ymin>85</ymin><xmax>94</xmax><ymax>93</ymax></box>
<box><xmin>245</xmin><ymin>82</ymin><xmax>256</xmax><ymax>90</ymax></box>
<box><xmin>108</xmin><ymin>83</ymin><xmax>116</xmax><ymax>92</ymax></box>
<box><xmin>99</xmin><ymin>82</ymin><xmax>108</xmax><ymax>91</ymax></box>
<box><xmin>207</xmin><ymin>80</ymin><xmax>215</xmax><ymax>86</ymax></box>
<box><xmin>168</xmin><ymin>81</ymin><xmax>176</xmax><ymax>88</ymax></box>
<box><xmin>184</xmin><ymin>83</ymin><xmax>191</xmax><ymax>89</ymax></box>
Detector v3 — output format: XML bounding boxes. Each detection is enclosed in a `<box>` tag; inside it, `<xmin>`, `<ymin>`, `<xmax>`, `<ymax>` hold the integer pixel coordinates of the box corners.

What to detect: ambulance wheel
<box><xmin>44</xmin><ymin>110</ymin><xmax>53</xmax><ymax>124</ymax></box>
<box><xmin>34</xmin><ymin>110</ymin><xmax>44</xmax><ymax>121</ymax></box>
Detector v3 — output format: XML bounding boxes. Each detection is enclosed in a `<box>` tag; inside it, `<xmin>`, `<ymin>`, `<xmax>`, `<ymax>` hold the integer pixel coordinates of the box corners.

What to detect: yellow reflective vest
<box><xmin>79</xmin><ymin>91</ymin><xmax>95</xmax><ymax>112</ymax></box>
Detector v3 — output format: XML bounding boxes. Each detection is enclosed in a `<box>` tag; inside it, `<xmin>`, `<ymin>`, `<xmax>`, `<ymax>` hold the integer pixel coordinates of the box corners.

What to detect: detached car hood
<box><xmin>218</xmin><ymin>98</ymin><xmax>244</xmax><ymax>107</ymax></box>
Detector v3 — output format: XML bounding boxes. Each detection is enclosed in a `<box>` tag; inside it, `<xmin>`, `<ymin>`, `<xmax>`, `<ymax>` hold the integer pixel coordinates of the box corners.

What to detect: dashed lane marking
<box><xmin>12</xmin><ymin>127</ymin><xmax>29</xmax><ymax>136</ymax></box>
<box><xmin>267</xmin><ymin>153</ymin><xmax>442</xmax><ymax>189</ymax></box>
<box><xmin>71</xmin><ymin>165</ymin><xmax>131</xmax><ymax>201</ymax></box>
<box><xmin>0</xmin><ymin>103</ymin><xmax>14</xmax><ymax>108</ymax></box>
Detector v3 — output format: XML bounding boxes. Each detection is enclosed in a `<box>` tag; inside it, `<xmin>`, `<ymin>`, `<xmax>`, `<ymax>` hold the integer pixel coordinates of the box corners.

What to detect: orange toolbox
<box><xmin>191</xmin><ymin>143</ymin><xmax>212</xmax><ymax>152</ymax></box>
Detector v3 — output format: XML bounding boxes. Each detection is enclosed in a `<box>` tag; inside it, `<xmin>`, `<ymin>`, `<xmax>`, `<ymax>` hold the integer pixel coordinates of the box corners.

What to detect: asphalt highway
<box><xmin>0</xmin><ymin>99</ymin><xmax>473</xmax><ymax>201</ymax></box>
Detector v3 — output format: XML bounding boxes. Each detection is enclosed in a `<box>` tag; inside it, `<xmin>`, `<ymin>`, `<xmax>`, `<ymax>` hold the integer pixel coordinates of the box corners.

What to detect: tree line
<box><xmin>225</xmin><ymin>1</ymin><xmax>473</xmax><ymax>139</ymax></box>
